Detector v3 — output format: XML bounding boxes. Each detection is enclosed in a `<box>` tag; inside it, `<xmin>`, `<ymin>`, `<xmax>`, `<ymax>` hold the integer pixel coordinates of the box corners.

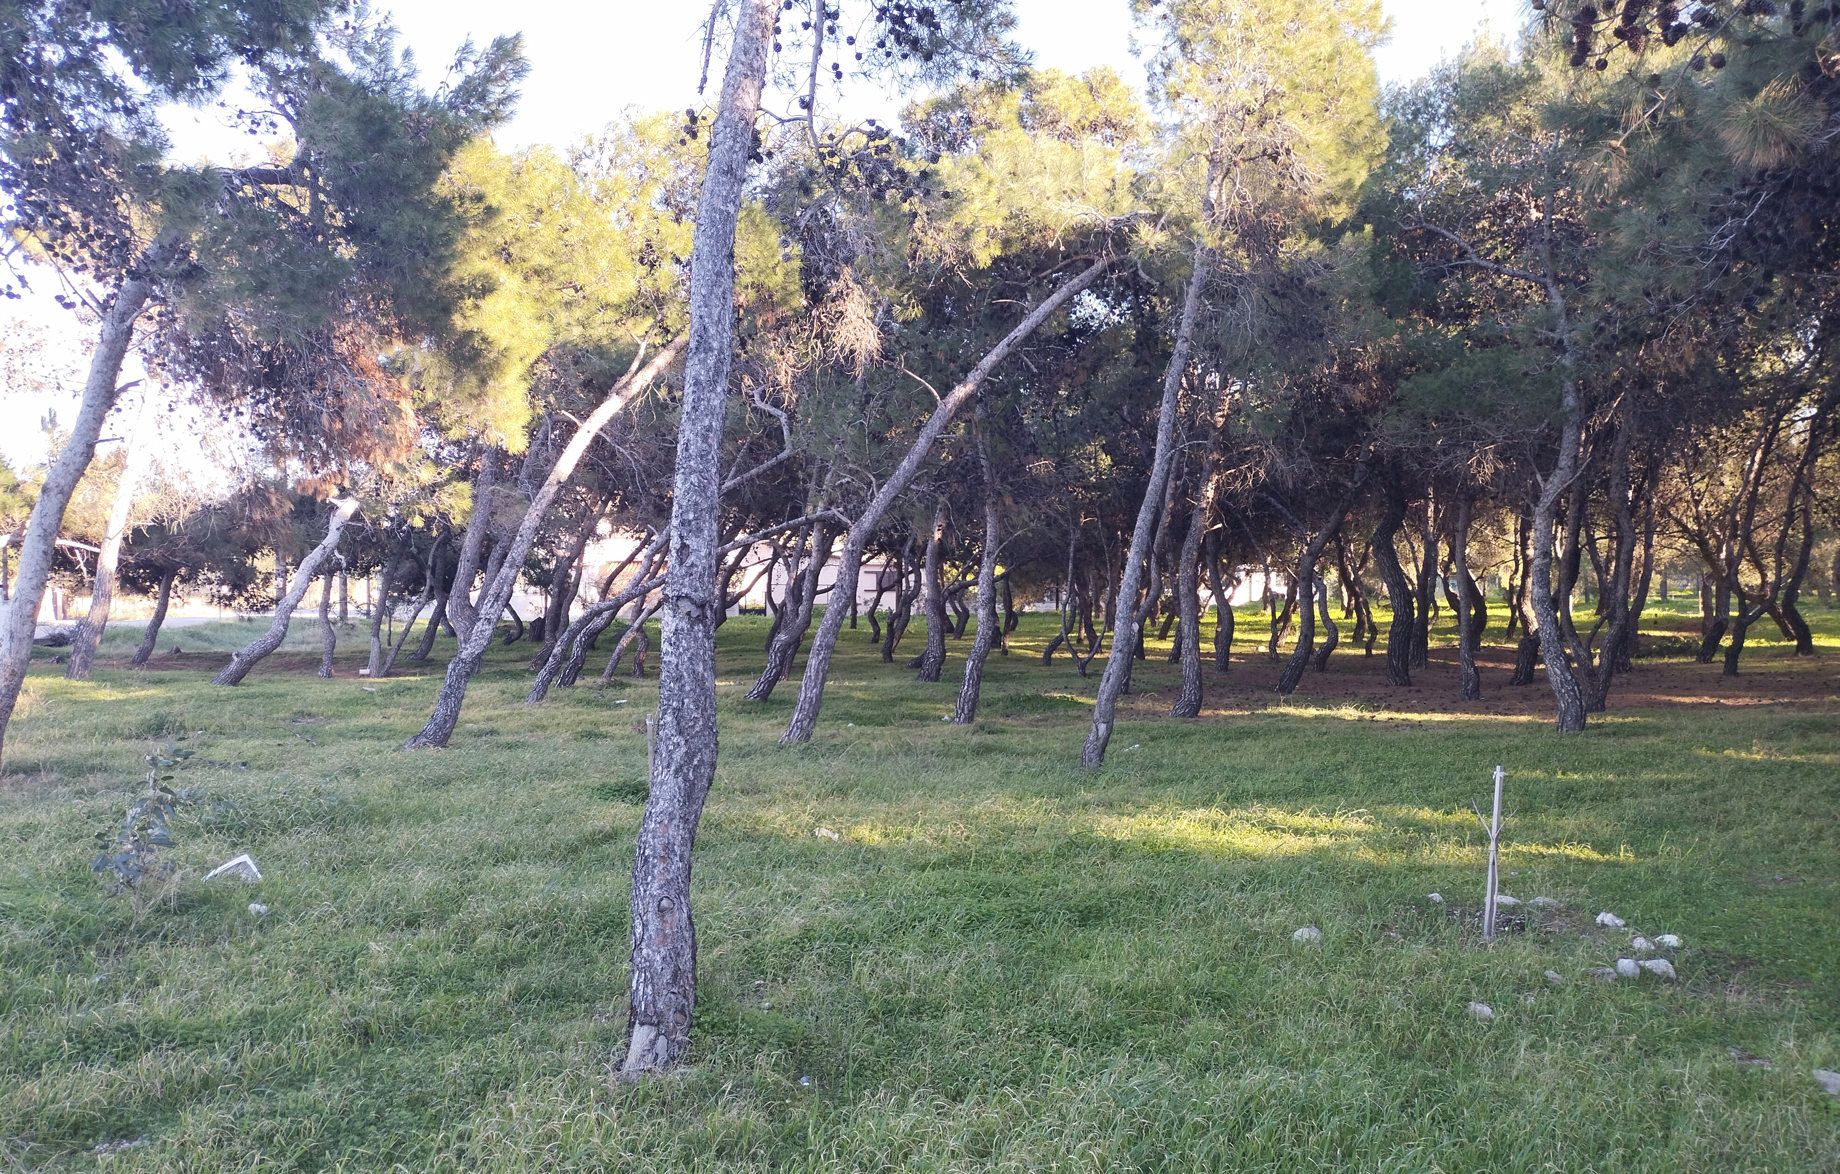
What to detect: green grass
<box><xmin>2</xmin><ymin>602</ymin><xmax>1837</xmax><ymax>1169</ymax></box>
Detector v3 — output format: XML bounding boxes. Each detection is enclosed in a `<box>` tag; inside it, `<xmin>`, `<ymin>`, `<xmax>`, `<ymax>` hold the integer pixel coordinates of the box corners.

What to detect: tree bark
<box><xmin>914</xmin><ymin>503</ymin><xmax>950</xmax><ymax>681</ymax></box>
<box><xmin>747</xmin><ymin>519</ymin><xmax>833</xmax><ymax>700</ymax></box>
<box><xmin>365</xmin><ymin>538</ymin><xmax>408</xmax><ymax>679</ymax></box>
<box><xmin>950</xmin><ymin>445</ymin><xmax>1001</xmax><ymax>724</ymax></box>
<box><xmin>621</xmin><ymin>0</ymin><xmax>776</xmax><ymax>1078</ymax></box>
<box><xmin>782</xmin><ymin>253</ymin><xmax>1114</xmax><ymax>745</ymax></box>
<box><xmin>65</xmin><ymin>411</ymin><xmax>150</xmax><ymax>680</ymax></box>
<box><xmin>317</xmin><ymin>568</ymin><xmax>336</xmax><ymax>678</ymax></box>
<box><xmin>445</xmin><ymin>451</ymin><xmax>499</xmax><ymax>642</ymax></box>
<box><xmin>1454</xmin><ymin>495</ymin><xmax>1481</xmax><ymax>701</ymax></box>
<box><xmin>130</xmin><ymin>569</ymin><xmax>177</xmax><ymax>668</ymax></box>
<box><xmin>1372</xmin><ymin>483</ymin><xmax>1414</xmax><ymax>687</ymax></box>
<box><xmin>0</xmin><ymin>266</ymin><xmax>157</xmax><ymax>763</ymax></box>
<box><xmin>1172</xmin><ymin>459</ymin><xmax>1224</xmax><ymax>717</ymax></box>
<box><xmin>402</xmin><ymin>337</ymin><xmax>685</xmax><ymax>748</ymax></box>
<box><xmin>212</xmin><ymin>498</ymin><xmax>360</xmax><ymax>686</ymax></box>
<box><xmin>1082</xmin><ymin>243</ymin><xmax>1208</xmax><ymax>767</ymax></box>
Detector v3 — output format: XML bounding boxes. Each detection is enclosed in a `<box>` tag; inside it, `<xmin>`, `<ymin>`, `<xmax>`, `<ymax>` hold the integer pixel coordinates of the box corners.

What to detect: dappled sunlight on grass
<box><xmin>1093</xmin><ymin>805</ymin><xmax>1371</xmax><ymax>858</ymax></box>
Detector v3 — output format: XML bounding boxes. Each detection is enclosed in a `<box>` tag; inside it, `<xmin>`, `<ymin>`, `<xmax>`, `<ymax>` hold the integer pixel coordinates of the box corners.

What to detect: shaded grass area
<box><xmin>1</xmin><ymin>603</ymin><xmax>1837</xmax><ymax>1169</ymax></box>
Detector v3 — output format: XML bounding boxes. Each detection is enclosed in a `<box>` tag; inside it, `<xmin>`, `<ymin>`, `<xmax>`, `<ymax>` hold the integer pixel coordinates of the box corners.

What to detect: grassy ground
<box><xmin>2</xmin><ymin>601</ymin><xmax>1837</xmax><ymax>1169</ymax></box>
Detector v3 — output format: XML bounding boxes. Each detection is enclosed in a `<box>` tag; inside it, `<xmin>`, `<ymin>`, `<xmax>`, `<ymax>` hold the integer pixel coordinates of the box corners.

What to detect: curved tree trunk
<box><xmin>1527</xmin><ymin>370</ymin><xmax>1589</xmax><ymax>732</ymax></box>
<box><xmin>212</xmin><ymin>498</ymin><xmax>360</xmax><ymax>686</ymax></box>
<box><xmin>1082</xmin><ymin>242</ymin><xmax>1209</xmax><ymax>767</ymax></box>
<box><xmin>444</xmin><ymin>451</ymin><xmax>499</xmax><ymax>643</ymax></box>
<box><xmin>66</xmin><ymin>411</ymin><xmax>149</xmax><ymax>680</ymax></box>
<box><xmin>747</xmin><ymin>521</ymin><xmax>833</xmax><ymax>700</ymax></box>
<box><xmin>1207</xmin><ymin>536</ymin><xmax>1234</xmax><ymax>673</ymax></box>
<box><xmin>130</xmin><ymin>569</ymin><xmax>177</xmax><ymax>668</ymax></box>
<box><xmin>378</xmin><ymin>583</ymin><xmax>432</xmax><ymax>679</ymax></box>
<box><xmin>782</xmin><ymin>253</ymin><xmax>1114</xmax><ymax>745</ymax></box>
<box><xmin>414</xmin><ymin>591</ymin><xmax>448</xmax><ymax>663</ymax></box>
<box><xmin>0</xmin><ymin>263</ymin><xmax>158</xmax><ymax>763</ymax></box>
<box><xmin>365</xmin><ymin>540</ymin><xmax>407</xmax><ymax>679</ymax></box>
<box><xmin>1310</xmin><ymin>575</ymin><xmax>1339</xmax><ymax>674</ymax></box>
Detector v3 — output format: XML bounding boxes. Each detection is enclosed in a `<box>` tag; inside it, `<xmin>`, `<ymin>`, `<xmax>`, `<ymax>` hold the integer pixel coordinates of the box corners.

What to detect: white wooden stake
<box><xmin>1481</xmin><ymin>764</ymin><xmax>1504</xmax><ymax>943</ymax></box>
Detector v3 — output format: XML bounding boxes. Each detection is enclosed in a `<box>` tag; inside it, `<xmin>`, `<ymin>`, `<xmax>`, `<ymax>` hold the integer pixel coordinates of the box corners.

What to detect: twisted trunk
<box><xmin>212</xmin><ymin>498</ymin><xmax>359</xmax><ymax>686</ymax></box>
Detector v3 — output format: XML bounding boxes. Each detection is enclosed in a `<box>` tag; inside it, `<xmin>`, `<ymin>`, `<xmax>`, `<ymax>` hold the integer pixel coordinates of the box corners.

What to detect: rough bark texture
<box><xmin>914</xmin><ymin>504</ymin><xmax>950</xmax><ymax>681</ymax></box>
<box><xmin>1454</xmin><ymin>495</ymin><xmax>1481</xmax><ymax>701</ymax></box>
<box><xmin>365</xmin><ymin>541</ymin><xmax>407</xmax><ymax>679</ymax></box>
<box><xmin>1310</xmin><ymin>575</ymin><xmax>1339</xmax><ymax>674</ymax></box>
<box><xmin>0</xmin><ymin>269</ymin><xmax>155</xmax><ymax>763</ymax></box>
<box><xmin>445</xmin><ymin>451</ymin><xmax>498</xmax><ymax>643</ymax></box>
<box><xmin>1527</xmin><ymin>375</ymin><xmax>1589</xmax><ymax>732</ymax></box>
<box><xmin>950</xmin><ymin>485</ymin><xmax>1000</xmax><ymax>723</ymax></box>
<box><xmin>1082</xmin><ymin>245</ymin><xmax>1208</xmax><ymax>767</ymax></box>
<box><xmin>746</xmin><ymin>520</ymin><xmax>832</xmax><ymax>700</ymax></box>
<box><xmin>316</xmin><ymin>569</ymin><xmax>336</xmax><ymax>678</ymax></box>
<box><xmin>212</xmin><ymin>499</ymin><xmax>359</xmax><ymax>686</ymax></box>
<box><xmin>621</xmin><ymin>0</ymin><xmax>776</xmax><ymax>1078</ymax></box>
<box><xmin>130</xmin><ymin>570</ymin><xmax>177</xmax><ymax>668</ymax></box>
<box><xmin>782</xmin><ymin>253</ymin><xmax>1113</xmax><ymax>745</ymax></box>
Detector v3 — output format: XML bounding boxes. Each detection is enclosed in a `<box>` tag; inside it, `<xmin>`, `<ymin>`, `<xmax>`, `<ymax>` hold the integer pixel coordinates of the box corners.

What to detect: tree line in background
<box><xmin>2</xmin><ymin>0</ymin><xmax>1834</xmax><ymax>1072</ymax></box>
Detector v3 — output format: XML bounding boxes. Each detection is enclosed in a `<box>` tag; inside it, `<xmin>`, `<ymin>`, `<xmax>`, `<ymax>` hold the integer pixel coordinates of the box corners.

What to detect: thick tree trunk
<box><xmin>317</xmin><ymin>569</ymin><xmax>336</xmax><ymax>678</ymax></box>
<box><xmin>445</xmin><ymin>451</ymin><xmax>499</xmax><ymax>642</ymax></box>
<box><xmin>130</xmin><ymin>569</ymin><xmax>177</xmax><ymax>668</ymax></box>
<box><xmin>1082</xmin><ymin>244</ymin><xmax>1208</xmax><ymax>767</ymax></box>
<box><xmin>212</xmin><ymin>498</ymin><xmax>360</xmax><ymax>686</ymax></box>
<box><xmin>1527</xmin><ymin>370</ymin><xmax>1589</xmax><ymax>731</ymax></box>
<box><xmin>0</xmin><ymin>268</ymin><xmax>156</xmax><ymax>763</ymax></box>
<box><xmin>621</xmin><ymin>0</ymin><xmax>776</xmax><ymax>1078</ymax></box>
<box><xmin>783</xmin><ymin>253</ymin><xmax>1113</xmax><ymax>745</ymax></box>
<box><xmin>1372</xmin><ymin>485</ymin><xmax>1414</xmax><ymax>687</ymax></box>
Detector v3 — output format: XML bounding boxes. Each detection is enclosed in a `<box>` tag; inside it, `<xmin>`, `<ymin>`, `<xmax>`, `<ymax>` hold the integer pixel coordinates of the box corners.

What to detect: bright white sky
<box><xmin>2</xmin><ymin>0</ymin><xmax>1525</xmax><ymax>470</ymax></box>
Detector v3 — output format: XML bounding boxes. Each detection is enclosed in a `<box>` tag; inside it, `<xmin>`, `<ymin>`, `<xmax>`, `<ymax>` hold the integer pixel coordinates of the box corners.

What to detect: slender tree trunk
<box><xmin>1207</xmin><ymin>539</ymin><xmax>1235</xmax><ymax>673</ymax></box>
<box><xmin>317</xmin><ymin>569</ymin><xmax>336</xmax><ymax>678</ymax></box>
<box><xmin>212</xmin><ymin>498</ymin><xmax>360</xmax><ymax>686</ymax></box>
<box><xmin>1311</xmin><ymin>574</ymin><xmax>1339</xmax><ymax>673</ymax></box>
<box><xmin>621</xmin><ymin>0</ymin><xmax>776</xmax><ymax>1077</ymax></box>
<box><xmin>914</xmin><ymin>503</ymin><xmax>950</xmax><ymax>680</ymax></box>
<box><xmin>1044</xmin><ymin>525</ymin><xmax>1078</xmax><ymax>666</ymax></box>
<box><xmin>1410</xmin><ymin>489</ymin><xmax>1435</xmax><ymax>669</ymax></box>
<box><xmin>66</xmin><ymin>409</ymin><xmax>150</xmax><ymax>680</ymax></box>
<box><xmin>1527</xmin><ymin>379</ymin><xmax>1589</xmax><ymax>732</ymax></box>
<box><xmin>365</xmin><ymin>538</ymin><xmax>407</xmax><ymax>679</ymax></box>
<box><xmin>1454</xmin><ymin>495</ymin><xmax>1481</xmax><ymax>701</ymax></box>
<box><xmin>1083</xmin><ymin>243</ymin><xmax>1208</xmax><ymax>767</ymax></box>
<box><xmin>379</xmin><ymin>582</ymin><xmax>432</xmax><ymax>679</ymax></box>
<box><xmin>1172</xmin><ymin>449</ymin><xmax>1225</xmax><ymax>717</ymax></box>
<box><xmin>130</xmin><ymin>569</ymin><xmax>177</xmax><ymax>668</ymax></box>
<box><xmin>1372</xmin><ymin>484</ymin><xmax>1414</xmax><ymax>687</ymax></box>
<box><xmin>445</xmin><ymin>451</ymin><xmax>498</xmax><ymax>642</ymax></box>
<box><xmin>783</xmin><ymin>253</ymin><xmax>1114</xmax><ymax>745</ymax></box>
<box><xmin>951</xmin><ymin>443</ymin><xmax>1001</xmax><ymax>724</ymax></box>
<box><xmin>747</xmin><ymin>521</ymin><xmax>833</xmax><ymax>700</ymax></box>
<box><xmin>0</xmin><ymin>266</ymin><xmax>157</xmax><ymax>763</ymax></box>
<box><xmin>415</xmin><ymin>591</ymin><xmax>448</xmax><ymax>662</ymax></box>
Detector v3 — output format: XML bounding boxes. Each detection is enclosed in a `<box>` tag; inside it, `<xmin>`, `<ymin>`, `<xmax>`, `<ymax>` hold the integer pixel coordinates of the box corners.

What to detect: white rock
<box><xmin>1291</xmin><ymin>926</ymin><xmax>1322</xmax><ymax>945</ymax></box>
<box><xmin>204</xmin><ymin>853</ymin><xmax>262</xmax><ymax>883</ymax></box>
<box><xmin>1468</xmin><ymin>1001</ymin><xmax>1495</xmax><ymax>1023</ymax></box>
<box><xmin>1656</xmin><ymin>933</ymin><xmax>1682</xmax><ymax>949</ymax></box>
<box><xmin>1427</xmin><ymin>893</ymin><xmax>1444</xmax><ymax>905</ymax></box>
<box><xmin>1813</xmin><ymin>1069</ymin><xmax>1840</xmax><ymax>1096</ymax></box>
<box><xmin>248</xmin><ymin>902</ymin><xmax>269</xmax><ymax>917</ymax></box>
<box><xmin>1640</xmin><ymin>958</ymin><xmax>1677</xmax><ymax>981</ymax></box>
<box><xmin>1595</xmin><ymin>911</ymin><xmax>1626</xmax><ymax>928</ymax></box>
<box><xmin>614</xmin><ymin>698</ymin><xmax>629</xmax><ymax>705</ymax></box>
<box><xmin>1529</xmin><ymin>896</ymin><xmax>1561</xmax><ymax>910</ymax></box>
<box><xmin>813</xmin><ymin>827</ymin><xmax>841</xmax><ymax>841</ymax></box>
<box><xmin>1631</xmin><ymin>936</ymin><xmax>1654</xmax><ymax>952</ymax></box>
<box><xmin>1586</xmin><ymin>967</ymin><xmax>1620</xmax><ymax>982</ymax></box>
<box><xmin>1544</xmin><ymin>970</ymin><xmax>1566</xmax><ymax>987</ymax></box>
<box><xmin>1495</xmin><ymin>894</ymin><xmax>1521</xmax><ymax>907</ymax></box>
<box><xmin>1615</xmin><ymin>958</ymin><xmax>1641</xmax><ymax>979</ymax></box>
<box><xmin>798</xmin><ymin>1074</ymin><xmax>812</xmax><ymax>1088</ymax></box>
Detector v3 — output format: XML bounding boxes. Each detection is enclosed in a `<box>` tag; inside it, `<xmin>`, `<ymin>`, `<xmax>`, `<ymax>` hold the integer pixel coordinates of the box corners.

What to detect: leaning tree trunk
<box><xmin>1454</xmin><ymin>495</ymin><xmax>1481</xmax><ymax>701</ymax></box>
<box><xmin>746</xmin><ymin>521</ymin><xmax>832</xmax><ymax>700</ymax></box>
<box><xmin>65</xmin><ymin>416</ymin><xmax>149</xmax><ymax>681</ymax></box>
<box><xmin>402</xmin><ymin>337</ymin><xmax>686</xmax><ymax>749</ymax></box>
<box><xmin>1083</xmin><ymin>242</ymin><xmax>1209</xmax><ymax>768</ymax></box>
<box><xmin>621</xmin><ymin>0</ymin><xmax>776</xmax><ymax>1079</ymax></box>
<box><xmin>414</xmin><ymin>591</ymin><xmax>448</xmax><ymax>663</ymax></box>
<box><xmin>130</xmin><ymin>569</ymin><xmax>178</xmax><ymax>668</ymax></box>
<box><xmin>1311</xmin><ymin>575</ymin><xmax>1339</xmax><ymax>674</ymax></box>
<box><xmin>212</xmin><ymin>498</ymin><xmax>360</xmax><ymax>686</ymax></box>
<box><xmin>913</xmin><ymin>503</ymin><xmax>950</xmax><ymax>681</ymax></box>
<box><xmin>781</xmin><ymin>253</ymin><xmax>1114</xmax><ymax>746</ymax></box>
<box><xmin>1206</xmin><ymin>535</ymin><xmax>1233</xmax><ymax>673</ymax></box>
<box><xmin>1527</xmin><ymin>373</ymin><xmax>1589</xmax><ymax>732</ymax></box>
<box><xmin>1409</xmin><ymin>489</ymin><xmax>1436</xmax><ymax>670</ymax></box>
<box><xmin>1274</xmin><ymin>510</ymin><xmax>1351</xmax><ymax>697</ymax></box>
<box><xmin>444</xmin><ymin>451</ymin><xmax>499</xmax><ymax>643</ymax></box>
<box><xmin>1372</xmin><ymin>484</ymin><xmax>1415</xmax><ymax>687</ymax></box>
<box><xmin>1171</xmin><ymin>476</ymin><xmax>1224</xmax><ymax>718</ymax></box>
<box><xmin>316</xmin><ymin>569</ymin><xmax>336</xmax><ymax>678</ymax></box>
<box><xmin>378</xmin><ymin>582</ymin><xmax>433</xmax><ymax>679</ymax></box>
<box><xmin>365</xmin><ymin>539</ymin><xmax>407</xmax><ymax>679</ymax></box>
<box><xmin>0</xmin><ymin>263</ymin><xmax>158</xmax><ymax>764</ymax></box>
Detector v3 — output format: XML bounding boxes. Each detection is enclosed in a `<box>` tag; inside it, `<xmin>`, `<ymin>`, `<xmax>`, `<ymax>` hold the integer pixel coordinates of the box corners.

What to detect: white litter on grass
<box><xmin>204</xmin><ymin>854</ymin><xmax>261</xmax><ymax>883</ymax></box>
<box><xmin>1427</xmin><ymin>893</ymin><xmax>1444</xmax><ymax>905</ymax></box>
<box><xmin>1813</xmin><ymin>1069</ymin><xmax>1840</xmax><ymax>1096</ymax></box>
<box><xmin>1640</xmin><ymin>958</ymin><xmax>1678</xmax><ymax>981</ymax></box>
<box><xmin>1615</xmin><ymin>958</ymin><xmax>1642</xmax><ymax>979</ymax></box>
<box><xmin>1656</xmin><ymin>933</ymin><xmax>1682</xmax><ymax>949</ymax></box>
<box><xmin>248</xmin><ymin>902</ymin><xmax>269</xmax><ymax>917</ymax></box>
<box><xmin>1292</xmin><ymin>926</ymin><xmax>1322</xmax><ymax>945</ymax></box>
<box><xmin>813</xmin><ymin>827</ymin><xmax>841</xmax><ymax>841</ymax></box>
<box><xmin>1631</xmin><ymin>935</ymin><xmax>1654</xmax><ymax>952</ymax></box>
<box><xmin>1595</xmin><ymin>911</ymin><xmax>1626</xmax><ymax>928</ymax></box>
<box><xmin>614</xmin><ymin>699</ymin><xmax>629</xmax><ymax>705</ymax></box>
<box><xmin>1468</xmin><ymin>1001</ymin><xmax>1495</xmax><ymax>1023</ymax></box>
